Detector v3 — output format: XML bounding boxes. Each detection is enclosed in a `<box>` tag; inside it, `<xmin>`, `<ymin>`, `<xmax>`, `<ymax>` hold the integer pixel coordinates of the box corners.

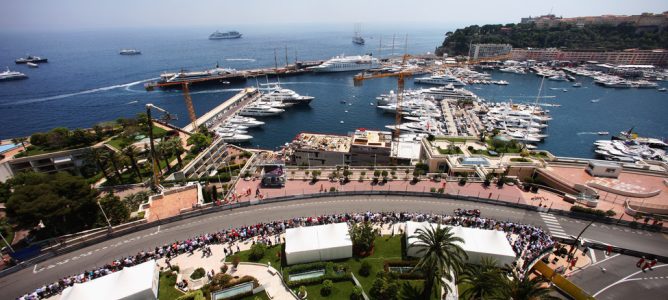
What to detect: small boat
<box><xmin>119</xmin><ymin>49</ymin><xmax>141</xmax><ymax>55</ymax></box>
<box><xmin>562</xmin><ymin>88</ymin><xmax>568</xmax><ymax>92</ymax></box>
<box><xmin>598</xmin><ymin>131</ymin><xmax>609</xmax><ymax>135</ymax></box>
<box><xmin>591</xmin><ymin>99</ymin><xmax>600</xmax><ymax>103</ymax></box>
<box><xmin>27</xmin><ymin>62</ymin><xmax>38</xmax><ymax>68</ymax></box>
<box><xmin>340</xmin><ymin>121</ymin><xmax>344</xmax><ymax>123</ymax></box>
<box><xmin>340</xmin><ymin>100</ymin><xmax>346</xmax><ymax>103</ymax></box>
<box><xmin>658</xmin><ymin>87</ymin><xmax>667</xmax><ymax>92</ymax></box>
<box><xmin>369</xmin><ymin>102</ymin><xmax>374</xmax><ymax>106</ymax></box>
<box><xmin>573</xmin><ymin>82</ymin><xmax>582</xmax><ymax>87</ymax></box>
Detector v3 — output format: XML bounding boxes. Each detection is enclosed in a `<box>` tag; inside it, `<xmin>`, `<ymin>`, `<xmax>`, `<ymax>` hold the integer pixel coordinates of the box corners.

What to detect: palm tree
<box><xmin>87</xmin><ymin>148</ymin><xmax>113</xmax><ymax>183</ymax></box>
<box><xmin>11</xmin><ymin>137</ymin><xmax>27</xmax><ymax>151</ymax></box>
<box><xmin>167</xmin><ymin>138</ymin><xmax>185</xmax><ymax>168</ymax></box>
<box><xmin>495</xmin><ymin>269</ymin><xmax>558</xmax><ymax>300</ymax></box>
<box><xmin>459</xmin><ymin>257</ymin><xmax>504</xmax><ymax>300</ymax></box>
<box><xmin>156</xmin><ymin>142</ymin><xmax>172</xmax><ymax>173</ymax></box>
<box><xmin>123</xmin><ymin>145</ymin><xmax>143</xmax><ymax>181</ymax></box>
<box><xmin>410</xmin><ymin>224</ymin><xmax>468</xmax><ymax>300</ymax></box>
<box><xmin>103</xmin><ymin>151</ymin><xmax>123</xmax><ymax>183</ymax></box>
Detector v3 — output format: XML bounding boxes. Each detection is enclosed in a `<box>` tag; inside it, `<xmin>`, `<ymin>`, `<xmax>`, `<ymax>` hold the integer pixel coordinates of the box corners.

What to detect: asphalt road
<box><xmin>569</xmin><ymin>254</ymin><xmax>668</xmax><ymax>299</ymax></box>
<box><xmin>2</xmin><ymin>195</ymin><xmax>667</xmax><ymax>299</ymax></box>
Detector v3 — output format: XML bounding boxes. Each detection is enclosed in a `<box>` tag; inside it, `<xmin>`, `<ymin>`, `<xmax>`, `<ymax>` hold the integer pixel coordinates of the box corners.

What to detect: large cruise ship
<box><xmin>209</xmin><ymin>30</ymin><xmax>242</xmax><ymax>40</ymax></box>
<box><xmin>307</xmin><ymin>55</ymin><xmax>379</xmax><ymax>72</ymax></box>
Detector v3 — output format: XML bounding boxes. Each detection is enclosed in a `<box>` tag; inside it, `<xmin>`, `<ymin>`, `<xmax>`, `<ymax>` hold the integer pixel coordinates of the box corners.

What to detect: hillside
<box><xmin>435</xmin><ymin>23</ymin><xmax>668</xmax><ymax>57</ymax></box>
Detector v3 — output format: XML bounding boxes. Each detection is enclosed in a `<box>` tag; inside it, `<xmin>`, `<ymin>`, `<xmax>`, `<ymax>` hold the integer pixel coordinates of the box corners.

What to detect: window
<box><xmin>605</xmin><ymin>168</ymin><xmax>617</xmax><ymax>173</ymax></box>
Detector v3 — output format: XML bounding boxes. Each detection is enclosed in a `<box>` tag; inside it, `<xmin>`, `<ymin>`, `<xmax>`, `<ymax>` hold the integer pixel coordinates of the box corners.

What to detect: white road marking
<box><xmin>593</xmin><ymin>264</ymin><xmax>668</xmax><ymax>297</ymax></box>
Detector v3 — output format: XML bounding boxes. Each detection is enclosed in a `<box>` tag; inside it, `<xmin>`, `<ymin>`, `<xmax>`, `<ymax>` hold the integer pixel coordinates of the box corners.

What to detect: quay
<box><xmin>182</xmin><ymin>87</ymin><xmax>261</xmax><ymax>132</ymax></box>
<box><xmin>144</xmin><ymin>60</ymin><xmax>323</xmax><ymax>90</ymax></box>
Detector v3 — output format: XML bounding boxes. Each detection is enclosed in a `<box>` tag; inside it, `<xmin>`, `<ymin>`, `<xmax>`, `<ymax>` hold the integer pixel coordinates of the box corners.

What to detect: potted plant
<box><xmin>297</xmin><ymin>285</ymin><xmax>307</xmax><ymax>299</ymax></box>
<box><xmin>232</xmin><ymin>256</ymin><xmax>240</xmax><ymax>269</ymax></box>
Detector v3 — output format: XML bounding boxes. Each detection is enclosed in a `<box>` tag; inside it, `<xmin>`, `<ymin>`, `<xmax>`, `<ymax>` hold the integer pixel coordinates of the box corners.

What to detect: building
<box><xmin>349</xmin><ymin>130</ymin><xmax>393</xmax><ymax>166</ymax></box>
<box><xmin>285</xmin><ymin>223</ymin><xmax>352</xmax><ymax>265</ymax></box>
<box><xmin>169</xmin><ymin>138</ymin><xmax>238</xmax><ymax>180</ymax></box>
<box><xmin>471</xmin><ymin>44</ymin><xmax>512</xmax><ymax>60</ymax></box>
<box><xmin>510</xmin><ymin>48</ymin><xmax>668</xmax><ymax>66</ymax></box>
<box><xmin>585</xmin><ymin>161</ymin><xmax>622</xmax><ymax>178</ymax></box>
<box><xmin>520</xmin><ymin>12</ymin><xmax>668</xmax><ymax>29</ymax></box>
<box><xmin>0</xmin><ymin>146</ymin><xmax>94</xmax><ymax>182</ymax></box>
<box><xmin>288</xmin><ymin>132</ymin><xmax>351</xmax><ymax>166</ymax></box>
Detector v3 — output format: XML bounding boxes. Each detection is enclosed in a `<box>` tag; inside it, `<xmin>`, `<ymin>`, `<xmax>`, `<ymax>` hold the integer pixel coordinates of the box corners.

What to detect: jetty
<box><xmin>182</xmin><ymin>88</ymin><xmax>261</xmax><ymax>133</ymax></box>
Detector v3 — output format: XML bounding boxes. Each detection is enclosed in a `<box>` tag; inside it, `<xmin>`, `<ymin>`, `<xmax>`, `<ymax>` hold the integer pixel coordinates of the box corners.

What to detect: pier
<box><xmin>182</xmin><ymin>88</ymin><xmax>261</xmax><ymax>133</ymax></box>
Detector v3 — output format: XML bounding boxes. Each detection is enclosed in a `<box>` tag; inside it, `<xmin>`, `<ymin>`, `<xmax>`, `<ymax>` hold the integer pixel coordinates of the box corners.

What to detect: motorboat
<box><xmin>414</xmin><ymin>74</ymin><xmax>466</xmax><ymax>86</ymax></box>
<box><xmin>262</xmin><ymin>85</ymin><xmax>314</xmax><ymax>105</ymax></box>
<box><xmin>227</xmin><ymin>116</ymin><xmax>265</xmax><ymax>127</ymax></box>
<box><xmin>494</xmin><ymin>80</ymin><xmax>509</xmax><ymax>85</ymax></box>
<box><xmin>217</xmin><ymin>132</ymin><xmax>253</xmax><ymax>143</ymax></box>
<box><xmin>0</xmin><ymin>68</ymin><xmax>28</xmax><ymax>81</ymax></box>
<box><xmin>27</xmin><ymin>62</ymin><xmax>38</xmax><ymax>68</ymax></box>
<box><xmin>572</xmin><ymin>82</ymin><xmax>582</xmax><ymax>87</ymax></box>
<box><xmin>658</xmin><ymin>87</ymin><xmax>667</xmax><ymax>92</ymax></box>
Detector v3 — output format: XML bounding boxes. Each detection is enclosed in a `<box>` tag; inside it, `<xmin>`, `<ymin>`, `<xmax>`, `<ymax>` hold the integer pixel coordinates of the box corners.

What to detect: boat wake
<box><xmin>3</xmin><ymin>77</ymin><xmax>158</xmax><ymax>106</ymax></box>
<box><xmin>577</xmin><ymin>132</ymin><xmax>600</xmax><ymax>135</ymax></box>
<box><xmin>225</xmin><ymin>58</ymin><xmax>256</xmax><ymax>62</ymax></box>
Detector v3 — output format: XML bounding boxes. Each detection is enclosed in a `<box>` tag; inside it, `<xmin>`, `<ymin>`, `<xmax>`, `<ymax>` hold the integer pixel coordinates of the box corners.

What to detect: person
<box><xmin>642</xmin><ymin>260</ymin><xmax>652</xmax><ymax>272</ymax></box>
<box><xmin>570</xmin><ymin>256</ymin><xmax>578</xmax><ymax>270</ymax></box>
<box><xmin>605</xmin><ymin>245</ymin><xmax>613</xmax><ymax>256</ymax></box>
<box><xmin>649</xmin><ymin>258</ymin><xmax>658</xmax><ymax>270</ymax></box>
<box><xmin>636</xmin><ymin>256</ymin><xmax>646</xmax><ymax>268</ymax></box>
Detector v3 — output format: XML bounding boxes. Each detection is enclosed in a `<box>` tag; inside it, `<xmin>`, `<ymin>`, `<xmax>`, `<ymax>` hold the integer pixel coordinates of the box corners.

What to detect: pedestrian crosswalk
<box><xmin>538</xmin><ymin>212</ymin><xmax>570</xmax><ymax>239</ymax></box>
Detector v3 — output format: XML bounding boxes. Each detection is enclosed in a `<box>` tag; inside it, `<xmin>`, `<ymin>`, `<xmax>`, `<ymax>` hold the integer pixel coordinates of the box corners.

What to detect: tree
<box><xmin>187</xmin><ymin>133</ymin><xmax>212</xmax><ymax>154</ymax></box>
<box><xmin>156</xmin><ymin>142</ymin><xmax>172</xmax><ymax>173</ymax></box>
<box><xmin>410</xmin><ymin>224</ymin><xmax>468</xmax><ymax>300</ymax></box>
<box><xmin>98</xmin><ymin>193</ymin><xmax>130</xmax><ymax>226</ymax></box>
<box><xmin>101</xmin><ymin>151</ymin><xmax>123</xmax><ymax>183</ymax></box>
<box><xmin>86</xmin><ymin>148</ymin><xmax>113</xmax><ymax>183</ymax></box>
<box><xmin>169</xmin><ymin>137</ymin><xmax>185</xmax><ymax>168</ymax></box>
<box><xmin>459</xmin><ymin>257</ymin><xmax>504</xmax><ymax>300</ymax></box>
<box><xmin>496</xmin><ymin>269</ymin><xmax>558</xmax><ymax>300</ymax></box>
<box><xmin>5</xmin><ymin>172</ymin><xmax>100</xmax><ymax>237</ymax></box>
<box><xmin>349</xmin><ymin>221</ymin><xmax>380</xmax><ymax>255</ymax></box>
<box><xmin>123</xmin><ymin>145</ymin><xmax>143</xmax><ymax>181</ymax></box>
<box><xmin>11</xmin><ymin>137</ymin><xmax>27</xmax><ymax>151</ymax></box>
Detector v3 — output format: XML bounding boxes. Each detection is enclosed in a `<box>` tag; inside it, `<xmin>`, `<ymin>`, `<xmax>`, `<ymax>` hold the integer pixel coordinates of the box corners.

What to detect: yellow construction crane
<box><xmin>181</xmin><ymin>82</ymin><xmax>198</xmax><ymax>131</ymax></box>
<box><xmin>353</xmin><ymin>54</ymin><xmax>414</xmax><ymax>139</ymax></box>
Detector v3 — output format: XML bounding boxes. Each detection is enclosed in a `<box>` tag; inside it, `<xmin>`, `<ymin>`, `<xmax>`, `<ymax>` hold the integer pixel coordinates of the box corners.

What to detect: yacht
<box><xmin>27</xmin><ymin>62</ymin><xmax>39</xmax><ymax>68</ymax></box>
<box><xmin>494</xmin><ymin>80</ymin><xmax>509</xmax><ymax>85</ymax></box>
<box><xmin>572</xmin><ymin>82</ymin><xmax>582</xmax><ymax>87</ymax></box>
<box><xmin>217</xmin><ymin>132</ymin><xmax>253</xmax><ymax>143</ymax></box>
<box><xmin>160</xmin><ymin>66</ymin><xmax>236</xmax><ymax>83</ymax></box>
<box><xmin>352</xmin><ymin>35</ymin><xmax>365</xmax><ymax>45</ymax></box>
<box><xmin>307</xmin><ymin>55</ymin><xmax>379</xmax><ymax>72</ymax></box>
<box><xmin>209</xmin><ymin>31</ymin><xmax>242</xmax><ymax>40</ymax></box>
<box><xmin>262</xmin><ymin>85</ymin><xmax>314</xmax><ymax>105</ymax></box>
<box><xmin>227</xmin><ymin>116</ymin><xmax>265</xmax><ymax>128</ymax></box>
<box><xmin>238</xmin><ymin>104</ymin><xmax>284</xmax><ymax>117</ymax></box>
<box><xmin>15</xmin><ymin>55</ymin><xmax>48</xmax><ymax>64</ymax></box>
<box><xmin>499</xmin><ymin>66</ymin><xmax>526</xmax><ymax>74</ymax></box>
<box><xmin>414</xmin><ymin>74</ymin><xmax>466</xmax><ymax>86</ymax></box>
<box><xmin>548</xmin><ymin>75</ymin><xmax>568</xmax><ymax>81</ymax></box>
<box><xmin>120</xmin><ymin>49</ymin><xmax>141</xmax><ymax>55</ymax></box>
<box><xmin>0</xmin><ymin>68</ymin><xmax>28</xmax><ymax>81</ymax></box>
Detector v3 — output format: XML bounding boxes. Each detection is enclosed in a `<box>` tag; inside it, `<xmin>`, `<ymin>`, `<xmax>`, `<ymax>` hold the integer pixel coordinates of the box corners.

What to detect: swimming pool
<box><xmin>459</xmin><ymin>156</ymin><xmax>491</xmax><ymax>166</ymax></box>
<box><xmin>289</xmin><ymin>269</ymin><xmax>325</xmax><ymax>281</ymax></box>
<box><xmin>211</xmin><ymin>282</ymin><xmax>254</xmax><ymax>300</ymax></box>
<box><xmin>0</xmin><ymin>143</ymin><xmax>18</xmax><ymax>153</ymax></box>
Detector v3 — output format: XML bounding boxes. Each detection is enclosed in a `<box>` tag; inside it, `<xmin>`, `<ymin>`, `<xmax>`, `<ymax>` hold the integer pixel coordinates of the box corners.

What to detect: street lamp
<box><xmin>97</xmin><ymin>201</ymin><xmax>113</xmax><ymax>229</ymax></box>
<box><xmin>0</xmin><ymin>229</ymin><xmax>14</xmax><ymax>253</ymax></box>
<box><xmin>568</xmin><ymin>219</ymin><xmax>595</xmax><ymax>257</ymax></box>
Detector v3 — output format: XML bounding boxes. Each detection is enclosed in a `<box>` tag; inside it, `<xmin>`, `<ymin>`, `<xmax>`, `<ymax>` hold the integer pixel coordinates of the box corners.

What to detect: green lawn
<box><xmin>343</xmin><ymin>236</ymin><xmax>403</xmax><ymax>296</ymax></box>
<box><xmin>225</xmin><ymin>244</ymin><xmax>283</xmax><ymax>266</ymax></box>
<box><xmin>158</xmin><ymin>272</ymin><xmax>185</xmax><ymax>300</ymax></box>
<box><xmin>303</xmin><ymin>280</ymin><xmax>356</xmax><ymax>300</ymax></box>
<box><xmin>106</xmin><ymin>126</ymin><xmax>168</xmax><ymax>150</ymax></box>
<box><xmin>434</xmin><ymin>137</ymin><xmax>472</xmax><ymax>143</ymax></box>
<box><xmin>437</xmin><ymin>147</ymin><xmax>463</xmax><ymax>155</ymax></box>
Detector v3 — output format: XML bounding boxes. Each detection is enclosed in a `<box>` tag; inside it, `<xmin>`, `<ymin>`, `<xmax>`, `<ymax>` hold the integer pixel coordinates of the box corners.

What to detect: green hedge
<box><xmin>570</xmin><ymin>205</ymin><xmax>607</xmax><ymax>217</ymax></box>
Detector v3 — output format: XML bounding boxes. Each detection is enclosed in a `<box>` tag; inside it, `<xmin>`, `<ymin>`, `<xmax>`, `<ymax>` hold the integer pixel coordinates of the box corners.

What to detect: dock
<box><xmin>183</xmin><ymin>88</ymin><xmax>261</xmax><ymax>133</ymax></box>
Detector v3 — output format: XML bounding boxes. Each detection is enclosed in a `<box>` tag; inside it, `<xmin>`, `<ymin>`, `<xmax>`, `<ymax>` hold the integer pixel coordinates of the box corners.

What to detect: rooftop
<box><xmin>351</xmin><ymin>129</ymin><xmax>392</xmax><ymax>148</ymax></box>
<box><xmin>292</xmin><ymin>132</ymin><xmax>351</xmax><ymax>153</ymax></box>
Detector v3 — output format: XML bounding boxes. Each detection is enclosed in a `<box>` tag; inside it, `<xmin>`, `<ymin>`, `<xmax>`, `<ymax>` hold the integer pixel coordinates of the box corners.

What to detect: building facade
<box><xmin>520</xmin><ymin>12</ymin><xmax>668</xmax><ymax>29</ymax></box>
<box><xmin>471</xmin><ymin>44</ymin><xmax>513</xmax><ymax>60</ymax></box>
<box><xmin>0</xmin><ymin>146</ymin><xmax>93</xmax><ymax>182</ymax></box>
<box><xmin>510</xmin><ymin>48</ymin><xmax>668</xmax><ymax>66</ymax></box>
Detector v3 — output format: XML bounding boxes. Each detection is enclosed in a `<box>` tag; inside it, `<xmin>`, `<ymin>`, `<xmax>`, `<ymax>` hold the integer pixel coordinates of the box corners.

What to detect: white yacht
<box><xmin>414</xmin><ymin>74</ymin><xmax>466</xmax><ymax>86</ymax></box>
<box><xmin>227</xmin><ymin>116</ymin><xmax>265</xmax><ymax>127</ymax></box>
<box><xmin>238</xmin><ymin>104</ymin><xmax>284</xmax><ymax>117</ymax></box>
<box><xmin>307</xmin><ymin>55</ymin><xmax>379</xmax><ymax>72</ymax></box>
<box><xmin>262</xmin><ymin>85</ymin><xmax>314</xmax><ymax>105</ymax></box>
<box><xmin>0</xmin><ymin>68</ymin><xmax>28</xmax><ymax>81</ymax></box>
<box><xmin>217</xmin><ymin>132</ymin><xmax>253</xmax><ymax>143</ymax></box>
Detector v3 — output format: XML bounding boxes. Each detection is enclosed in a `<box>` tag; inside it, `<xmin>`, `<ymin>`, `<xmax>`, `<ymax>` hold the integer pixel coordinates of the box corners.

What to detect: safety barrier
<box><xmin>532</xmin><ymin>261</ymin><xmax>595</xmax><ymax>300</ymax></box>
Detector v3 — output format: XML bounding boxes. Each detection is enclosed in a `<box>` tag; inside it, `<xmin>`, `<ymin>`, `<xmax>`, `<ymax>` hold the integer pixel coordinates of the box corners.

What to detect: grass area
<box><xmin>344</xmin><ymin>236</ymin><xmax>403</xmax><ymax>295</ymax></box>
<box><xmin>13</xmin><ymin>147</ymin><xmax>49</xmax><ymax>158</ymax></box>
<box><xmin>303</xmin><ymin>280</ymin><xmax>357</xmax><ymax>300</ymax></box>
<box><xmin>237</xmin><ymin>291</ymin><xmax>270</xmax><ymax>300</ymax></box>
<box><xmin>225</xmin><ymin>244</ymin><xmax>283</xmax><ymax>266</ymax></box>
<box><xmin>530</xmin><ymin>151</ymin><xmax>550</xmax><ymax>159</ymax></box>
<box><xmin>486</xmin><ymin>139</ymin><xmax>522</xmax><ymax>154</ymax></box>
<box><xmin>437</xmin><ymin>146</ymin><xmax>463</xmax><ymax>155</ymax></box>
<box><xmin>106</xmin><ymin>126</ymin><xmax>167</xmax><ymax>150</ymax></box>
<box><xmin>158</xmin><ymin>272</ymin><xmax>185</xmax><ymax>300</ymax></box>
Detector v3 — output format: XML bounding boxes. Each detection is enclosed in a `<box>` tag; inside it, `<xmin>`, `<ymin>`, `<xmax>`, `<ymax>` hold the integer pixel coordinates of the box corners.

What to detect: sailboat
<box><xmin>352</xmin><ymin>23</ymin><xmax>365</xmax><ymax>45</ymax></box>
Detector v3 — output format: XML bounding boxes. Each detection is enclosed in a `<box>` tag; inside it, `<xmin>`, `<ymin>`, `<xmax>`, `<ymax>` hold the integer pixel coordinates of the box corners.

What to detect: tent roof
<box><xmin>60</xmin><ymin>260</ymin><xmax>157</xmax><ymax>300</ymax></box>
<box><xmin>406</xmin><ymin>222</ymin><xmax>515</xmax><ymax>259</ymax></box>
<box><xmin>285</xmin><ymin>223</ymin><xmax>351</xmax><ymax>254</ymax></box>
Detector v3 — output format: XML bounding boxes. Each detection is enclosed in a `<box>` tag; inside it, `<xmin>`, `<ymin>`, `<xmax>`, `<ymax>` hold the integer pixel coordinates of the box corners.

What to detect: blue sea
<box><xmin>0</xmin><ymin>25</ymin><xmax>666</xmax><ymax>158</ymax></box>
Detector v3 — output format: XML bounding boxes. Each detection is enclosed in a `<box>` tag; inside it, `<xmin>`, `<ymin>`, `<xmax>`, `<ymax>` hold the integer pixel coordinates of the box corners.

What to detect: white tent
<box><xmin>405</xmin><ymin>221</ymin><xmax>516</xmax><ymax>266</ymax></box>
<box><xmin>285</xmin><ymin>223</ymin><xmax>353</xmax><ymax>265</ymax></box>
<box><xmin>60</xmin><ymin>260</ymin><xmax>159</xmax><ymax>300</ymax></box>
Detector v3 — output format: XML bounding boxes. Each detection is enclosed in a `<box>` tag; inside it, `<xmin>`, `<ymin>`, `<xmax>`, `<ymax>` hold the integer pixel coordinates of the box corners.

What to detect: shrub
<box><xmin>381</xmin><ymin>170</ymin><xmax>388</xmax><ymax>177</ymax></box>
<box><xmin>373</xmin><ymin>170</ymin><xmax>381</xmax><ymax>177</ymax></box>
<box><xmin>570</xmin><ymin>206</ymin><xmax>607</xmax><ymax>217</ymax></box>
<box><xmin>220</xmin><ymin>264</ymin><xmax>228</xmax><ymax>274</ymax></box>
<box><xmin>430</xmin><ymin>187</ymin><xmax>436</xmax><ymax>193</ymax></box>
<box><xmin>531</xmin><ymin>185</ymin><xmax>539</xmax><ymax>193</ymax></box>
<box><xmin>321</xmin><ymin>279</ymin><xmax>333</xmax><ymax>296</ymax></box>
<box><xmin>459</xmin><ymin>178</ymin><xmax>467</xmax><ymax>185</ymax></box>
<box><xmin>176</xmin><ymin>290</ymin><xmax>205</xmax><ymax>300</ymax></box>
<box><xmin>190</xmin><ymin>267</ymin><xmax>206</xmax><ymax>280</ymax></box>
<box><xmin>249</xmin><ymin>243</ymin><xmax>267</xmax><ymax>261</ymax></box>
<box><xmin>298</xmin><ymin>285</ymin><xmax>307</xmax><ymax>298</ymax></box>
<box><xmin>437</xmin><ymin>188</ymin><xmax>445</xmax><ymax>194</ymax></box>
<box><xmin>483</xmin><ymin>179</ymin><xmax>491</xmax><ymax>186</ymax></box>
<box><xmin>467</xmin><ymin>145</ymin><xmax>474</xmax><ymax>151</ymax></box>
<box><xmin>232</xmin><ymin>256</ymin><xmax>241</xmax><ymax>268</ymax></box>
<box><xmin>350</xmin><ymin>286</ymin><xmax>364</xmax><ymax>300</ymax></box>
<box><xmin>606</xmin><ymin>209</ymin><xmax>617</xmax><ymax>217</ymax></box>
<box><xmin>329</xmin><ymin>186</ymin><xmax>337</xmax><ymax>192</ymax></box>
<box><xmin>359</xmin><ymin>261</ymin><xmax>372</xmax><ymax>277</ymax></box>
<box><xmin>170</xmin><ymin>265</ymin><xmax>180</xmax><ymax>273</ymax></box>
